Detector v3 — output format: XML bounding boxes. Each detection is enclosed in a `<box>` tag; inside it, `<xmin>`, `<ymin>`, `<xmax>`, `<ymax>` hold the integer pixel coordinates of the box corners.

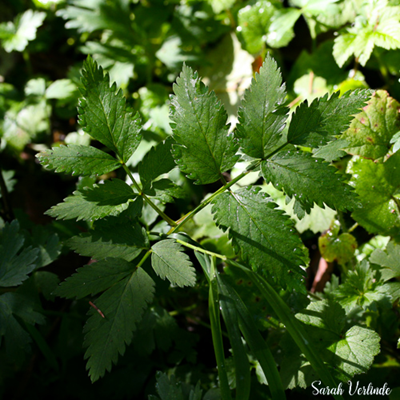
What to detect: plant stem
<box><xmin>176</xmin><ymin>239</ymin><xmax>227</xmax><ymax>261</ymax></box>
<box><xmin>122</xmin><ymin>163</ymin><xmax>177</xmax><ymax>226</ymax></box>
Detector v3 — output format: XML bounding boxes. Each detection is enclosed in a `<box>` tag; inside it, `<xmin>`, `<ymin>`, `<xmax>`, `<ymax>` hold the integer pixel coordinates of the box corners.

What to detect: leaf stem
<box><xmin>176</xmin><ymin>239</ymin><xmax>227</xmax><ymax>261</ymax></box>
<box><xmin>122</xmin><ymin>164</ymin><xmax>177</xmax><ymax>226</ymax></box>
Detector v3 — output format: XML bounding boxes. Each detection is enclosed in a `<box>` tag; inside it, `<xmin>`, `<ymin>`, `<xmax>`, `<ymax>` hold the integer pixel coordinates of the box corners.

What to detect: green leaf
<box><xmin>267</xmin><ymin>8</ymin><xmax>301</xmax><ymax>48</ymax></box>
<box><xmin>333</xmin><ymin>261</ymin><xmax>388</xmax><ymax>311</ymax></box>
<box><xmin>153</xmin><ymin>372</ymin><xmax>186</xmax><ymax>400</ymax></box>
<box><xmin>37</xmin><ymin>145</ymin><xmax>121</xmax><ymax>176</ymax></box>
<box><xmin>83</xmin><ymin>267</ymin><xmax>155</xmax><ymax>382</ymax></box>
<box><xmin>55</xmin><ymin>258</ymin><xmax>135</xmax><ymax>299</ymax></box>
<box><xmin>46</xmin><ymin>179</ymin><xmax>136</xmax><ymax>221</ymax></box>
<box><xmin>370</xmin><ymin>241</ymin><xmax>400</xmax><ymax>281</ymax></box>
<box><xmin>0</xmin><ymin>221</ymin><xmax>39</xmax><ymax>287</ymax></box>
<box><xmin>0</xmin><ymin>170</ymin><xmax>16</xmax><ymax>198</ymax></box>
<box><xmin>151</xmin><ymin>239</ymin><xmax>196</xmax><ymax>287</ymax></box>
<box><xmin>349</xmin><ymin>153</ymin><xmax>400</xmax><ymax>236</ymax></box>
<box><xmin>138</xmin><ymin>138</ymin><xmax>176</xmax><ymax>191</ymax></box>
<box><xmin>319</xmin><ymin>232</ymin><xmax>357</xmax><ymax>265</ymax></box>
<box><xmin>342</xmin><ymin>90</ymin><xmax>400</xmax><ymax>160</ymax></box>
<box><xmin>212</xmin><ymin>186</ymin><xmax>307</xmax><ymax>289</ymax></box>
<box><xmin>237</xmin><ymin>1</ymin><xmax>279</xmax><ymax>54</ymax></box>
<box><xmin>0</xmin><ymin>10</ymin><xmax>46</xmax><ymax>53</ymax></box>
<box><xmin>287</xmin><ymin>90</ymin><xmax>371</xmax><ymax>148</ymax></box>
<box><xmin>66</xmin><ymin>220</ymin><xmax>147</xmax><ymax>262</ymax></box>
<box><xmin>170</xmin><ymin>64</ymin><xmax>239</xmax><ymax>185</ymax></box>
<box><xmin>79</xmin><ymin>56</ymin><xmax>142</xmax><ymax>162</ymax></box>
<box><xmin>236</xmin><ymin>55</ymin><xmax>288</xmax><ymax>159</ymax></box>
<box><xmin>262</xmin><ymin>150</ymin><xmax>358</xmax><ymax>213</ymax></box>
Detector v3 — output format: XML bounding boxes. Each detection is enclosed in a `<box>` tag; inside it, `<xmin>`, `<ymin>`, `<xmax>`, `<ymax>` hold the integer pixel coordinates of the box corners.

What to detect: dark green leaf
<box><xmin>138</xmin><ymin>138</ymin><xmax>177</xmax><ymax>191</ymax></box>
<box><xmin>170</xmin><ymin>64</ymin><xmax>239</xmax><ymax>184</ymax></box>
<box><xmin>79</xmin><ymin>56</ymin><xmax>142</xmax><ymax>162</ymax></box>
<box><xmin>0</xmin><ymin>221</ymin><xmax>39</xmax><ymax>287</ymax></box>
<box><xmin>151</xmin><ymin>239</ymin><xmax>196</xmax><ymax>287</ymax></box>
<box><xmin>212</xmin><ymin>186</ymin><xmax>308</xmax><ymax>289</ymax></box>
<box><xmin>83</xmin><ymin>267</ymin><xmax>155</xmax><ymax>382</ymax></box>
<box><xmin>287</xmin><ymin>90</ymin><xmax>371</xmax><ymax>148</ymax></box>
<box><xmin>66</xmin><ymin>221</ymin><xmax>147</xmax><ymax>262</ymax></box>
<box><xmin>236</xmin><ymin>54</ymin><xmax>288</xmax><ymax>159</ymax></box>
<box><xmin>46</xmin><ymin>179</ymin><xmax>136</xmax><ymax>221</ymax></box>
<box><xmin>55</xmin><ymin>258</ymin><xmax>134</xmax><ymax>300</ymax></box>
<box><xmin>37</xmin><ymin>144</ymin><xmax>121</xmax><ymax>176</ymax></box>
<box><xmin>262</xmin><ymin>150</ymin><xmax>358</xmax><ymax>213</ymax></box>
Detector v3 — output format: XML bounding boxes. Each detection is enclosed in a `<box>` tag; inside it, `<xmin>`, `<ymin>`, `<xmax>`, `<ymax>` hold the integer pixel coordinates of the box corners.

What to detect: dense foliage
<box><xmin>1</xmin><ymin>1</ymin><xmax>400</xmax><ymax>399</ymax></box>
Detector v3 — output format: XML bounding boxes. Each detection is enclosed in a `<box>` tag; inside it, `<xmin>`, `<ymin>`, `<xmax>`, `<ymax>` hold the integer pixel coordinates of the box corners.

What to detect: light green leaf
<box><xmin>67</xmin><ymin>221</ymin><xmax>147</xmax><ymax>262</ymax></box>
<box><xmin>236</xmin><ymin>54</ymin><xmax>287</xmax><ymax>159</ymax></box>
<box><xmin>79</xmin><ymin>56</ymin><xmax>142</xmax><ymax>162</ymax></box>
<box><xmin>83</xmin><ymin>267</ymin><xmax>155</xmax><ymax>382</ymax></box>
<box><xmin>370</xmin><ymin>241</ymin><xmax>400</xmax><ymax>281</ymax></box>
<box><xmin>0</xmin><ymin>170</ymin><xmax>16</xmax><ymax>199</ymax></box>
<box><xmin>287</xmin><ymin>90</ymin><xmax>371</xmax><ymax>148</ymax></box>
<box><xmin>0</xmin><ymin>221</ymin><xmax>39</xmax><ymax>287</ymax></box>
<box><xmin>151</xmin><ymin>239</ymin><xmax>196</xmax><ymax>287</ymax></box>
<box><xmin>45</xmin><ymin>79</ymin><xmax>79</xmax><ymax>99</ymax></box>
<box><xmin>319</xmin><ymin>232</ymin><xmax>357</xmax><ymax>265</ymax></box>
<box><xmin>170</xmin><ymin>64</ymin><xmax>239</xmax><ymax>184</ymax></box>
<box><xmin>212</xmin><ymin>186</ymin><xmax>307</xmax><ymax>289</ymax></box>
<box><xmin>237</xmin><ymin>1</ymin><xmax>279</xmax><ymax>54</ymax></box>
<box><xmin>37</xmin><ymin>144</ymin><xmax>121</xmax><ymax>176</ymax></box>
<box><xmin>262</xmin><ymin>150</ymin><xmax>358</xmax><ymax>213</ymax></box>
<box><xmin>267</xmin><ymin>8</ymin><xmax>301</xmax><ymax>48</ymax></box>
<box><xmin>207</xmin><ymin>0</ymin><xmax>236</xmax><ymax>14</ymax></box>
<box><xmin>46</xmin><ymin>179</ymin><xmax>136</xmax><ymax>221</ymax></box>
<box><xmin>138</xmin><ymin>138</ymin><xmax>176</xmax><ymax>191</ymax></box>
<box><xmin>55</xmin><ymin>258</ymin><xmax>135</xmax><ymax>299</ymax></box>
<box><xmin>0</xmin><ymin>10</ymin><xmax>46</xmax><ymax>53</ymax></box>
<box><xmin>342</xmin><ymin>90</ymin><xmax>400</xmax><ymax>160</ymax></box>
<box><xmin>349</xmin><ymin>153</ymin><xmax>400</xmax><ymax>236</ymax></box>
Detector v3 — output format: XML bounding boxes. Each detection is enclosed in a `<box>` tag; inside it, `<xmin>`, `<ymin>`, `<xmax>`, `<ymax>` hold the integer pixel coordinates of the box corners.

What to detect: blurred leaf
<box><xmin>319</xmin><ymin>232</ymin><xmax>357</xmax><ymax>264</ymax></box>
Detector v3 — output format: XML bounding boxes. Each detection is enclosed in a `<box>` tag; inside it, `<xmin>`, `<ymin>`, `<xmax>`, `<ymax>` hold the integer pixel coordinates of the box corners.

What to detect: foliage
<box><xmin>2</xmin><ymin>0</ymin><xmax>400</xmax><ymax>399</ymax></box>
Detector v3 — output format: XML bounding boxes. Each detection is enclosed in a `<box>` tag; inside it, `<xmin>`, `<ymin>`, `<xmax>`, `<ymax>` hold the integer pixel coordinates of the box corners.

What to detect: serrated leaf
<box><xmin>151</xmin><ymin>239</ymin><xmax>196</xmax><ymax>287</ymax></box>
<box><xmin>46</xmin><ymin>179</ymin><xmax>136</xmax><ymax>221</ymax></box>
<box><xmin>370</xmin><ymin>241</ymin><xmax>400</xmax><ymax>281</ymax></box>
<box><xmin>138</xmin><ymin>138</ymin><xmax>176</xmax><ymax>191</ymax></box>
<box><xmin>66</xmin><ymin>221</ymin><xmax>147</xmax><ymax>262</ymax></box>
<box><xmin>236</xmin><ymin>55</ymin><xmax>288</xmax><ymax>159</ymax></box>
<box><xmin>342</xmin><ymin>90</ymin><xmax>400</xmax><ymax>160</ymax></box>
<box><xmin>0</xmin><ymin>221</ymin><xmax>39</xmax><ymax>287</ymax></box>
<box><xmin>170</xmin><ymin>64</ymin><xmax>239</xmax><ymax>185</ymax></box>
<box><xmin>83</xmin><ymin>267</ymin><xmax>155</xmax><ymax>382</ymax></box>
<box><xmin>55</xmin><ymin>258</ymin><xmax>135</xmax><ymax>299</ymax></box>
<box><xmin>212</xmin><ymin>186</ymin><xmax>307</xmax><ymax>289</ymax></box>
<box><xmin>28</xmin><ymin>226</ymin><xmax>61</xmax><ymax>268</ymax></box>
<box><xmin>349</xmin><ymin>153</ymin><xmax>400</xmax><ymax>236</ymax></box>
<box><xmin>154</xmin><ymin>372</ymin><xmax>185</xmax><ymax>400</ymax></box>
<box><xmin>287</xmin><ymin>90</ymin><xmax>371</xmax><ymax>148</ymax></box>
<box><xmin>0</xmin><ymin>170</ymin><xmax>16</xmax><ymax>198</ymax></box>
<box><xmin>0</xmin><ymin>10</ymin><xmax>46</xmax><ymax>53</ymax></box>
<box><xmin>79</xmin><ymin>56</ymin><xmax>142</xmax><ymax>162</ymax></box>
<box><xmin>261</xmin><ymin>150</ymin><xmax>358</xmax><ymax>213</ymax></box>
<box><xmin>37</xmin><ymin>144</ymin><xmax>121</xmax><ymax>176</ymax></box>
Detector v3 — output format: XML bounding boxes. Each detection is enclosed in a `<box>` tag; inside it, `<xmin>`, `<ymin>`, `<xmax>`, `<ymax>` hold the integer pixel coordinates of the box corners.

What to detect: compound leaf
<box><xmin>151</xmin><ymin>239</ymin><xmax>196</xmax><ymax>287</ymax></box>
<box><xmin>287</xmin><ymin>90</ymin><xmax>371</xmax><ymax>148</ymax></box>
<box><xmin>79</xmin><ymin>56</ymin><xmax>142</xmax><ymax>162</ymax></box>
<box><xmin>261</xmin><ymin>150</ymin><xmax>358</xmax><ymax>213</ymax></box>
<box><xmin>55</xmin><ymin>258</ymin><xmax>135</xmax><ymax>300</ymax></box>
<box><xmin>83</xmin><ymin>267</ymin><xmax>155</xmax><ymax>382</ymax></box>
<box><xmin>170</xmin><ymin>64</ymin><xmax>239</xmax><ymax>184</ymax></box>
<box><xmin>46</xmin><ymin>179</ymin><xmax>136</xmax><ymax>221</ymax></box>
<box><xmin>236</xmin><ymin>54</ymin><xmax>288</xmax><ymax>159</ymax></box>
<box><xmin>212</xmin><ymin>186</ymin><xmax>307</xmax><ymax>289</ymax></box>
<box><xmin>37</xmin><ymin>144</ymin><xmax>121</xmax><ymax>176</ymax></box>
<box><xmin>342</xmin><ymin>90</ymin><xmax>400</xmax><ymax>160</ymax></box>
<box><xmin>0</xmin><ymin>221</ymin><xmax>39</xmax><ymax>287</ymax></box>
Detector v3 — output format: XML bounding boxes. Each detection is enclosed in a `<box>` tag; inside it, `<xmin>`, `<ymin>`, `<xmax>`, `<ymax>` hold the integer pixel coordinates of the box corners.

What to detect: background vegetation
<box><xmin>1</xmin><ymin>0</ymin><xmax>400</xmax><ymax>399</ymax></box>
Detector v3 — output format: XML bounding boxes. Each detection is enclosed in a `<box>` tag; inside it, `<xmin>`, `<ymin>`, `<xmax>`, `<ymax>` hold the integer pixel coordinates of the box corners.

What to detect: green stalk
<box><xmin>122</xmin><ymin>164</ymin><xmax>177</xmax><ymax>226</ymax></box>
